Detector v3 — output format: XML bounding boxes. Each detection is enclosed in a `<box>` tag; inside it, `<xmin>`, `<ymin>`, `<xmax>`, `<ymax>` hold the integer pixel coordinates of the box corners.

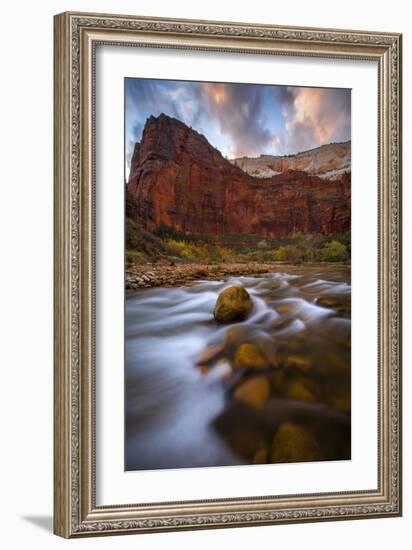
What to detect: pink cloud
<box><xmin>286</xmin><ymin>87</ymin><xmax>351</xmax><ymax>153</ymax></box>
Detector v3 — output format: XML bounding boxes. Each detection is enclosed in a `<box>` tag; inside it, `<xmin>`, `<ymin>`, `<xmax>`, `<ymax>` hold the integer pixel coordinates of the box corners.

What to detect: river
<box><xmin>125</xmin><ymin>265</ymin><xmax>351</xmax><ymax>471</ymax></box>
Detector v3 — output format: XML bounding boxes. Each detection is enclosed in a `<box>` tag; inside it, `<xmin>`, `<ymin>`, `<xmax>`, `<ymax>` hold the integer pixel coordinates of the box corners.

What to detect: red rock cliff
<box><xmin>127</xmin><ymin>114</ymin><xmax>350</xmax><ymax>238</ymax></box>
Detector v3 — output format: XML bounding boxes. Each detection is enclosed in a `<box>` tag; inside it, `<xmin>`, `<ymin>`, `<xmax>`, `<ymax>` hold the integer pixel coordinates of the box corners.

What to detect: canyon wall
<box><xmin>127</xmin><ymin>114</ymin><xmax>350</xmax><ymax>239</ymax></box>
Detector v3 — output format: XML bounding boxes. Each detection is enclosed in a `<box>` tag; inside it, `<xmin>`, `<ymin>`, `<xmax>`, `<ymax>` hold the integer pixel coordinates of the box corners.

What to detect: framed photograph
<box><xmin>53</xmin><ymin>11</ymin><xmax>402</xmax><ymax>538</ymax></box>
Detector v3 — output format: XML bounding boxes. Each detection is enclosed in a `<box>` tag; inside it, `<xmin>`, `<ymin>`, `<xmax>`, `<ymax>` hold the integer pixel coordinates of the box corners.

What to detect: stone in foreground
<box><xmin>213</xmin><ymin>285</ymin><xmax>253</xmax><ymax>323</ymax></box>
<box><xmin>234</xmin><ymin>375</ymin><xmax>270</xmax><ymax>409</ymax></box>
<box><xmin>271</xmin><ymin>422</ymin><xmax>322</xmax><ymax>463</ymax></box>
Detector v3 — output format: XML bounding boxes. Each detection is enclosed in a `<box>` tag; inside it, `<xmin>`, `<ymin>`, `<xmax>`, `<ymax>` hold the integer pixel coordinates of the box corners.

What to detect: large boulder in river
<box><xmin>213</xmin><ymin>285</ymin><xmax>253</xmax><ymax>323</ymax></box>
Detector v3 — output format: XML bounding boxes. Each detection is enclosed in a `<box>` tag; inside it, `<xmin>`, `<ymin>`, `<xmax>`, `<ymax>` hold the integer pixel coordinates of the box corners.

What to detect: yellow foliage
<box><xmin>165</xmin><ymin>239</ymin><xmax>235</xmax><ymax>262</ymax></box>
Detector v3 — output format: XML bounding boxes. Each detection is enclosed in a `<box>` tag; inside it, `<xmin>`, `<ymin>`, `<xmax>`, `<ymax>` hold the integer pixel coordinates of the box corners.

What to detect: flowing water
<box><xmin>125</xmin><ymin>265</ymin><xmax>351</xmax><ymax>471</ymax></box>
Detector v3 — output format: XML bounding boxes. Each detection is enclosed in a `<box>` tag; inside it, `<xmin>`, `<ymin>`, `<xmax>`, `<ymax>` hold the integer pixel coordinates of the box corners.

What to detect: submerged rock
<box><xmin>198</xmin><ymin>359</ymin><xmax>232</xmax><ymax>380</ymax></box>
<box><xmin>223</xmin><ymin>325</ymin><xmax>252</xmax><ymax>351</ymax></box>
<box><xmin>276</xmin><ymin>303</ymin><xmax>298</xmax><ymax>315</ymax></box>
<box><xmin>223</xmin><ymin>326</ymin><xmax>277</xmax><ymax>367</ymax></box>
<box><xmin>212</xmin><ymin>401</ymin><xmax>266</xmax><ymax>460</ymax></box>
<box><xmin>213</xmin><ymin>285</ymin><xmax>253</xmax><ymax>323</ymax></box>
<box><xmin>233</xmin><ymin>343</ymin><xmax>268</xmax><ymax>370</ymax></box>
<box><xmin>329</xmin><ymin>394</ymin><xmax>351</xmax><ymax>414</ymax></box>
<box><xmin>285</xmin><ymin>354</ymin><xmax>313</xmax><ymax>373</ymax></box>
<box><xmin>253</xmin><ymin>444</ymin><xmax>269</xmax><ymax>464</ymax></box>
<box><xmin>271</xmin><ymin>422</ymin><xmax>322</xmax><ymax>463</ymax></box>
<box><xmin>315</xmin><ymin>293</ymin><xmax>351</xmax><ymax>317</ymax></box>
<box><xmin>234</xmin><ymin>375</ymin><xmax>270</xmax><ymax>409</ymax></box>
<box><xmin>271</xmin><ymin>370</ymin><xmax>288</xmax><ymax>396</ymax></box>
<box><xmin>286</xmin><ymin>380</ymin><xmax>316</xmax><ymax>402</ymax></box>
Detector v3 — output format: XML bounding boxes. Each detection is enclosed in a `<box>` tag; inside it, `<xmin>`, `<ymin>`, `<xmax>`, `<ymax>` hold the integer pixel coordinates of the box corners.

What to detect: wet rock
<box><xmin>315</xmin><ymin>293</ymin><xmax>350</xmax><ymax>317</ymax></box>
<box><xmin>286</xmin><ymin>380</ymin><xmax>316</xmax><ymax>402</ymax></box>
<box><xmin>270</xmin><ymin>316</ymin><xmax>295</xmax><ymax>331</ymax></box>
<box><xmin>253</xmin><ymin>445</ymin><xmax>269</xmax><ymax>464</ymax></box>
<box><xmin>285</xmin><ymin>354</ymin><xmax>313</xmax><ymax>372</ymax></box>
<box><xmin>224</xmin><ymin>325</ymin><xmax>251</xmax><ymax>350</ymax></box>
<box><xmin>212</xmin><ymin>401</ymin><xmax>266</xmax><ymax>460</ymax></box>
<box><xmin>224</xmin><ymin>325</ymin><xmax>278</xmax><ymax>367</ymax></box>
<box><xmin>318</xmin><ymin>372</ymin><xmax>351</xmax><ymax>414</ymax></box>
<box><xmin>234</xmin><ymin>376</ymin><xmax>270</xmax><ymax>409</ymax></box>
<box><xmin>314</xmin><ymin>350</ymin><xmax>348</xmax><ymax>376</ymax></box>
<box><xmin>257</xmin><ymin>337</ymin><xmax>280</xmax><ymax>368</ymax></box>
<box><xmin>196</xmin><ymin>343</ymin><xmax>224</xmax><ymax>366</ymax></box>
<box><xmin>271</xmin><ymin>422</ymin><xmax>322</xmax><ymax>463</ymax></box>
<box><xmin>318</xmin><ymin>317</ymin><xmax>351</xmax><ymax>348</ymax></box>
<box><xmin>197</xmin><ymin>365</ymin><xmax>211</xmax><ymax>375</ymax></box>
<box><xmin>276</xmin><ymin>303</ymin><xmax>298</xmax><ymax>315</ymax></box>
<box><xmin>271</xmin><ymin>370</ymin><xmax>288</xmax><ymax>396</ymax></box>
<box><xmin>329</xmin><ymin>394</ymin><xmax>351</xmax><ymax>414</ymax></box>
<box><xmin>233</xmin><ymin>343</ymin><xmax>268</xmax><ymax>370</ymax></box>
<box><xmin>213</xmin><ymin>285</ymin><xmax>253</xmax><ymax>323</ymax></box>
<box><xmin>199</xmin><ymin>359</ymin><xmax>232</xmax><ymax>380</ymax></box>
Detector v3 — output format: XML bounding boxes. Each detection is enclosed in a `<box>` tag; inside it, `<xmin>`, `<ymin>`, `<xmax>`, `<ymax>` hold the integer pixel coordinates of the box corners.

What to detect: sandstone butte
<box><xmin>127</xmin><ymin>113</ymin><xmax>351</xmax><ymax>239</ymax></box>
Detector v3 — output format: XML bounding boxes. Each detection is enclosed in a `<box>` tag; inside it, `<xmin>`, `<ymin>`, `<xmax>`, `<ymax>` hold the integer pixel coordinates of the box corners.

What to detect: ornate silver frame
<box><xmin>53</xmin><ymin>11</ymin><xmax>402</xmax><ymax>538</ymax></box>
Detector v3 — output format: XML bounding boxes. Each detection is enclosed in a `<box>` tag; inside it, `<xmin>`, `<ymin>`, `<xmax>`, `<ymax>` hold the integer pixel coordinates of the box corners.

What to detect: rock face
<box><xmin>127</xmin><ymin>114</ymin><xmax>350</xmax><ymax>239</ymax></box>
<box><xmin>231</xmin><ymin>141</ymin><xmax>351</xmax><ymax>180</ymax></box>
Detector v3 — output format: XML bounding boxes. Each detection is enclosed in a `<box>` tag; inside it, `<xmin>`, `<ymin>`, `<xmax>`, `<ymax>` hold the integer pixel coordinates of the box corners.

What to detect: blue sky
<box><xmin>125</xmin><ymin>78</ymin><xmax>351</xmax><ymax>174</ymax></box>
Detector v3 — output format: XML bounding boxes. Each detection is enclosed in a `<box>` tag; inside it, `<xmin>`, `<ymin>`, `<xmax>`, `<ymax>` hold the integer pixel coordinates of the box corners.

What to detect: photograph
<box><xmin>52</xmin><ymin>10</ymin><xmax>401</xmax><ymax>538</ymax></box>
<box><xmin>124</xmin><ymin>78</ymin><xmax>352</xmax><ymax>471</ymax></box>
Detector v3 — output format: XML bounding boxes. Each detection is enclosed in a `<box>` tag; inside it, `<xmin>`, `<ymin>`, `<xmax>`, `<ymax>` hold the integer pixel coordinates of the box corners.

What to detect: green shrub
<box><xmin>272</xmin><ymin>244</ymin><xmax>303</xmax><ymax>262</ymax></box>
<box><xmin>320</xmin><ymin>240</ymin><xmax>348</xmax><ymax>262</ymax></box>
<box><xmin>125</xmin><ymin>217</ymin><xmax>178</xmax><ymax>259</ymax></box>
<box><xmin>125</xmin><ymin>250</ymin><xmax>148</xmax><ymax>264</ymax></box>
<box><xmin>163</xmin><ymin>239</ymin><xmax>235</xmax><ymax>262</ymax></box>
<box><xmin>126</xmin><ymin>219</ymin><xmax>350</xmax><ymax>265</ymax></box>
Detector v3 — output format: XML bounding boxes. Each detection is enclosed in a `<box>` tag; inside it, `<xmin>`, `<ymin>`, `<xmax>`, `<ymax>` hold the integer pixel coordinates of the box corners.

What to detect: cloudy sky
<box><xmin>125</xmin><ymin>78</ymin><xmax>351</xmax><ymax>174</ymax></box>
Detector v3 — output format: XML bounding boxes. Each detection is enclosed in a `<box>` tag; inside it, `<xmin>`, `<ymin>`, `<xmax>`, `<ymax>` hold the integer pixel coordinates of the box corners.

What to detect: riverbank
<box><xmin>125</xmin><ymin>261</ymin><xmax>350</xmax><ymax>289</ymax></box>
